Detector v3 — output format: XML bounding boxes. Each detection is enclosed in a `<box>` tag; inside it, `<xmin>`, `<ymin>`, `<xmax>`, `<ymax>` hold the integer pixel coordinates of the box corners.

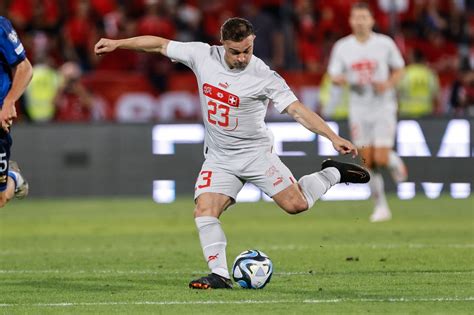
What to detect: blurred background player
<box><xmin>0</xmin><ymin>16</ymin><xmax>31</xmax><ymax>206</ymax></box>
<box><xmin>94</xmin><ymin>17</ymin><xmax>370</xmax><ymax>289</ymax></box>
<box><xmin>328</xmin><ymin>2</ymin><xmax>407</xmax><ymax>222</ymax></box>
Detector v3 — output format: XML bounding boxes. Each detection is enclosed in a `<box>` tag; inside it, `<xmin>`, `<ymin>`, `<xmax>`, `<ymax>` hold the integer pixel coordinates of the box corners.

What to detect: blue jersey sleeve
<box><xmin>0</xmin><ymin>16</ymin><xmax>26</xmax><ymax>67</ymax></box>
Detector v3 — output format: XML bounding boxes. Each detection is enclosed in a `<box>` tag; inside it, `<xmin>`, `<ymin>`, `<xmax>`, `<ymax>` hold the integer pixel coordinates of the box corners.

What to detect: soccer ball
<box><xmin>232</xmin><ymin>249</ymin><xmax>273</xmax><ymax>289</ymax></box>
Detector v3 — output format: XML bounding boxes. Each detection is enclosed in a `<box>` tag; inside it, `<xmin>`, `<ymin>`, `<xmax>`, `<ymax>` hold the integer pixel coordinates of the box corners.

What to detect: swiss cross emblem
<box><xmin>228</xmin><ymin>95</ymin><xmax>237</xmax><ymax>105</ymax></box>
<box><xmin>204</xmin><ymin>86</ymin><xmax>212</xmax><ymax>95</ymax></box>
<box><xmin>202</xmin><ymin>83</ymin><xmax>239</xmax><ymax>107</ymax></box>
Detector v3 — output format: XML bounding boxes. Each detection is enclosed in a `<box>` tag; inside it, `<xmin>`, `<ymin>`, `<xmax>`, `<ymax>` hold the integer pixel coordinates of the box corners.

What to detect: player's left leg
<box><xmin>0</xmin><ymin>176</ymin><xmax>15</xmax><ymax>207</ymax></box>
<box><xmin>388</xmin><ymin>150</ymin><xmax>408</xmax><ymax>183</ymax></box>
<box><xmin>249</xmin><ymin>150</ymin><xmax>369</xmax><ymax>214</ymax></box>
<box><xmin>0</xmin><ymin>132</ymin><xmax>27</xmax><ymax>207</ymax></box>
<box><xmin>0</xmin><ymin>162</ymin><xmax>28</xmax><ymax>207</ymax></box>
<box><xmin>274</xmin><ymin>159</ymin><xmax>370</xmax><ymax>213</ymax></box>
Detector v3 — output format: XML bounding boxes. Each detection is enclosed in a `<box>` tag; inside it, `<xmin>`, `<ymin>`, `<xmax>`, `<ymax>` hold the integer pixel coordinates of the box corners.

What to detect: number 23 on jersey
<box><xmin>203</xmin><ymin>83</ymin><xmax>239</xmax><ymax>130</ymax></box>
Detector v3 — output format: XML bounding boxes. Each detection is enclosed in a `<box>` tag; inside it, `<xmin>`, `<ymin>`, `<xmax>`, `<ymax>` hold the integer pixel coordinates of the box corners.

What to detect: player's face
<box><xmin>222</xmin><ymin>35</ymin><xmax>255</xmax><ymax>70</ymax></box>
<box><xmin>349</xmin><ymin>8</ymin><xmax>374</xmax><ymax>36</ymax></box>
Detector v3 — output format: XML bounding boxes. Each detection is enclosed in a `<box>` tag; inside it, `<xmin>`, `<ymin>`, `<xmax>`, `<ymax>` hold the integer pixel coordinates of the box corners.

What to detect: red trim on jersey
<box><xmin>203</xmin><ymin>83</ymin><xmax>240</xmax><ymax>107</ymax></box>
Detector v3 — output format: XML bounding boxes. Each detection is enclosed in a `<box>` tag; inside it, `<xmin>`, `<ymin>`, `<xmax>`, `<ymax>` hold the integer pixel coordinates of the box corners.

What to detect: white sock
<box><xmin>195</xmin><ymin>216</ymin><xmax>230</xmax><ymax>279</ymax></box>
<box><xmin>298</xmin><ymin>167</ymin><xmax>340</xmax><ymax>208</ymax></box>
<box><xmin>7</xmin><ymin>171</ymin><xmax>24</xmax><ymax>192</ymax></box>
<box><xmin>368</xmin><ymin>170</ymin><xmax>389</xmax><ymax>209</ymax></box>
<box><xmin>388</xmin><ymin>150</ymin><xmax>407</xmax><ymax>183</ymax></box>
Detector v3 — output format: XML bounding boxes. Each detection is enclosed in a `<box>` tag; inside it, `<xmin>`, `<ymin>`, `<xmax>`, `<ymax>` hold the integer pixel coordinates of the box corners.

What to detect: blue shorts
<box><xmin>0</xmin><ymin>131</ymin><xmax>12</xmax><ymax>192</ymax></box>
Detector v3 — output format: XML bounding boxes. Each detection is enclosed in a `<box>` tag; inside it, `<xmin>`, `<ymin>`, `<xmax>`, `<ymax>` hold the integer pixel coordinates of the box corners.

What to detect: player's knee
<box><xmin>374</xmin><ymin>155</ymin><xmax>389</xmax><ymax>167</ymax></box>
<box><xmin>282</xmin><ymin>199</ymin><xmax>308</xmax><ymax>215</ymax></box>
<box><xmin>193</xmin><ymin>204</ymin><xmax>207</xmax><ymax>217</ymax></box>
<box><xmin>193</xmin><ymin>203</ymin><xmax>219</xmax><ymax>218</ymax></box>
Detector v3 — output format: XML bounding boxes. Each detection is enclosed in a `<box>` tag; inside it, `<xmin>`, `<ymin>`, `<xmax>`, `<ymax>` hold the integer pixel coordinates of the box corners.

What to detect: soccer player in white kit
<box><xmin>328</xmin><ymin>3</ymin><xmax>407</xmax><ymax>223</ymax></box>
<box><xmin>95</xmin><ymin>17</ymin><xmax>370</xmax><ymax>289</ymax></box>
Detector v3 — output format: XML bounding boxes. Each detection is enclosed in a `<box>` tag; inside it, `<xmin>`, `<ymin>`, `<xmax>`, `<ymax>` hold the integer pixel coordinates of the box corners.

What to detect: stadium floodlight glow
<box><xmin>267</xmin><ymin>122</ymin><xmax>315</xmax><ymax>156</ymax></box>
<box><xmin>262</xmin><ymin>192</ymin><xmax>273</xmax><ymax>202</ymax></box>
<box><xmin>320</xmin><ymin>183</ymin><xmax>371</xmax><ymax>200</ymax></box>
<box><xmin>152</xmin><ymin>124</ymin><xmax>204</xmax><ymax>154</ymax></box>
<box><xmin>153</xmin><ymin>180</ymin><xmax>175</xmax><ymax>203</ymax></box>
<box><xmin>151</xmin><ymin>119</ymin><xmax>472</xmax><ymax>203</ymax></box>
<box><xmin>397</xmin><ymin>182</ymin><xmax>416</xmax><ymax>200</ymax></box>
<box><xmin>236</xmin><ymin>183</ymin><xmax>262</xmax><ymax>202</ymax></box>
<box><xmin>450</xmin><ymin>183</ymin><xmax>471</xmax><ymax>199</ymax></box>
<box><xmin>437</xmin><ymin>119</ymin><xmax>470</xmax><ymax>157</ymax></box>
<box><xmin>397</xmin><ymin>120</ymin><xmax>431</xmax><ymax>157</ymax></box>
<box><xmin>421</xmin><ymin>182</ymin><xmax>443</xmax><ymax>199</ymax></box>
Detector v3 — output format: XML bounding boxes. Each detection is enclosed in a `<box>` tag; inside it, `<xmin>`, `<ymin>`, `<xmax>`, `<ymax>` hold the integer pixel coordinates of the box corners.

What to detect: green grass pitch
<box><xmin>0</xmin><ymin>195</ymin><xmax>473</xmax><ymax>314</ymax></box>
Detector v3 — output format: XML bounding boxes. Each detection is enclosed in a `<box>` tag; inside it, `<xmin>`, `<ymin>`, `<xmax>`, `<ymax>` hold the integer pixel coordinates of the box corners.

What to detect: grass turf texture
<box><xmin>0</xmin><ymin>195</ymin><xmax>473</xmax><ymax>314</ymax></box>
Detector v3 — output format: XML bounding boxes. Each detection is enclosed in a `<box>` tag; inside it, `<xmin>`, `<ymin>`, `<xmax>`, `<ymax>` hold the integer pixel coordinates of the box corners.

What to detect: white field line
<box><xmin>266</xmin><ymin>244</ymin><xmax>474</xmax><ymax>250</ymax></box>
<box><xmin>0</xmin><ymin>297</ymin><xmax>473</xmax><ymax>307</ymax></box>
<box><xmin>0</xmin><ymin>269</ymin><xmax>473</xmax><ymax>276</ymax></box>
<box><xmin>1</xmin><ymin>243</ymin><xmax>473</xmax><ymax>256</ymax></box>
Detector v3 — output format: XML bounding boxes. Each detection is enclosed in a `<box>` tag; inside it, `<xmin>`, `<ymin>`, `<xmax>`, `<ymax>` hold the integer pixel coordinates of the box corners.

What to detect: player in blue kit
<box><xmin>0</xmin><ymin>16</ymin><xmax>32</xmax><ymax>206</ymax></box>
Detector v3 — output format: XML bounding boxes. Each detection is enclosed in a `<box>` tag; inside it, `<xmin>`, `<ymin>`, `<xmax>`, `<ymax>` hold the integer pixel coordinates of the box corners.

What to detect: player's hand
<box><xmin>372</xmin><ymin>80</ymin><xmax>391</xmax><ymax>93</ymax></box>
<box><xmin>0</xmin><ymin>101</ymin><xmax>17</xmax><ymax>132</ymax></box>
<box><xmin>94</xmin><ymin>38</ymin><xmax>118</xmax><ymax>56</ymax></box>
<box><xmin>331</xmin><ymin>75</ymin><xmax>347</xmax><ymax>86</ymax></box>
<box><xmin>332</xmin><ymin>136</ymin><xmax>358</xmax><ymax>158</ymax></box>
<box><xmin>1</xmin><ymin>119</ymin><xmax>12</xmax><ymax>132</ymax></box>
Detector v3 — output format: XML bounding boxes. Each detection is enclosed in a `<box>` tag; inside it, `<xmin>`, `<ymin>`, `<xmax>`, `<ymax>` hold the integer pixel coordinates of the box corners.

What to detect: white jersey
<box><xmin>328</xmin><ymin>33</ymin><xmax>404</xmax><ymax>111</ymax></box>
<box><xmin>166</xmin><ymin>41</ymin><xmax>297</xmax><ymax>156</ymax></box>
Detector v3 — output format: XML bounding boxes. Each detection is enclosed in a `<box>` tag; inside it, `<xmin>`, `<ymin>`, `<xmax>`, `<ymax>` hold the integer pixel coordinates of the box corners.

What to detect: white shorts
<box><xmin>349</xmin><ymin>105</ymin><xmax>397</xmax><ymax>148</ymax></box>
<box><xmin>194</xmin><ymin>148</ymin><xmax>296</xmax><ymax>202</ymax></box>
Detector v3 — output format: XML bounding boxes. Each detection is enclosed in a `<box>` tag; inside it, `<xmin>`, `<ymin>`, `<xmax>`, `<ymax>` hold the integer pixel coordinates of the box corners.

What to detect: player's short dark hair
<box><xmin>220</xmin><ymin>17</ymin><xmax>254</xmax><ymax>42</ymax></box>
<box><xmin>351</xmin><ymin>2</ymin><xmax>373</xmax><ymax>15</ymax></box>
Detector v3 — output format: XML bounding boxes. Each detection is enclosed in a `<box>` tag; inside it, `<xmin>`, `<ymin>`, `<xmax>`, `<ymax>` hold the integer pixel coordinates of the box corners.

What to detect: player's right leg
<box><xmin>364</xmin><ymin>147</ymin><xmax>392</xmax><ymax>222</ymax></box>
<box><xmin>369</xmin><ymin>108</ymin><xmax>401</xmax><ymax>221</ymax></box>
<box><xmin>190</xmin><ymin>192</ymin><xmax>234</xmax><ymax>289</ymax></box>
<box><xmin>190</xmin><ymin>162</ymin><xmax>243</xmax><ymax>289</ymax></box>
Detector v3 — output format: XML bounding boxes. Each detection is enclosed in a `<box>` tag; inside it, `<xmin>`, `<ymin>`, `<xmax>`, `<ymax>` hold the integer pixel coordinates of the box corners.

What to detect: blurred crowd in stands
<box><xmin>1</xmin><ymin>0</ymin><xmax>472</xmax><ymax>122</ymax></box>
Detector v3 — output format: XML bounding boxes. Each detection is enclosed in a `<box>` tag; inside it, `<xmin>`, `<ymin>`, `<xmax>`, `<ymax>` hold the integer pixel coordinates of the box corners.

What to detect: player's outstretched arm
<box><xmin>94</xmin><ymin>36</ymin><xmax>170</xmax><ymax>57</ymax></box>
<box><xmin>285</xmin><ymin>101</ymin><xmax>358</xmax><ymax>157</ymax></box>
<box><xmin>0</xmin><ymin>58</ymin><xmax>32</xmax><ymax>132</ymax></box>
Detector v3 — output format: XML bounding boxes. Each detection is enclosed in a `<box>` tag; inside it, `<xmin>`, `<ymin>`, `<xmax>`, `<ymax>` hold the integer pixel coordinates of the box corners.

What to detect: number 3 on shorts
<box><xmin>197</xmin><ymin>170</ymin><xmax>213</xmax><ymax>189</ymax></box>
<box><xmin>0</xmin><ymin>153</ymin><xmax>7</xmax><ymax>172</ymax></box>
